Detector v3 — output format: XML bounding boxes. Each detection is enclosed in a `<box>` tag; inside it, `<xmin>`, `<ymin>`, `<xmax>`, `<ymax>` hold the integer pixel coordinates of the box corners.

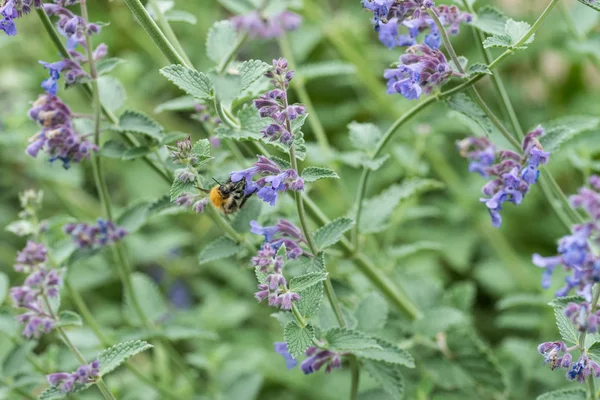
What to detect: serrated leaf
<box><xmin>467</xmin><ymin>63</ymin><xmax>491</xmax><ymax>76</ymax></box>
<box><xmin>0</xmin><ymin>272</ymin><xmax>7</xmax><ymax>306</ymax></box>
<box><xmin>161</xmin><ymin>131</ymin><xmax>189</xmax><ymax>145</ymax></box>
<box><xmin>126</xmin><ymin>273</ymin><xmax>168</xmax><ymax>325</ymax></box>
<box><xmin>56</xmin><ymin>310</ymin><xmax>82</xmax><ymax>327</ymax></box>
<box><xmin>39</xmin><ymin>383</ymin><xmax>91</xmax><ymax>399</ymax></box>
<box><xmin>446</xmin><ymin>92</ymin><xmax>499</xmax><ymax>137</ymax></box>
<box><xmin>99</xmin><ymin>340</ymin><xmax>153</xmax><ymax>376</ymax></box>
<box><xmin>165</xmin><ymin>9</ymin><xmax>197</xmax><ymax>24</ymax></box>
<box><xmin>301</xmin><ymin>166</ymin><xmax>339</xmax><ymax>182</ymax></box>
<box><xmin>554</xmin><ymin>307</ymin><xmax>579</xmax><ymax>346</ymax></box>
<box><xmin>482</xmin><ymin>34</ymin><xmax>513</xmax><ymax>49</ymax></box>
<box><xmin>98</xmin><ymin>76</ymin><xmax>126</xmax><ymax>112</ymax></box>
<box><xmin>206</xmin><ymin>20</ymin><xmax>238</xmax><ymax>65</ymax></box>
<box><xmin>577</xmin><ymin>0</ymin><xmax>600</xmax><ymax>12</ymax></box>
<box><xmin>297</xmin><ymin>61</ymin><xmax>356</xmax><ymax>81</ymax></box>
<box><xmin>289</xmin><ymin>272</ymin><xmax>328</xmax><ymax>292</ymax></box>
<box><xmin>98</xmin><ymin>140</ymin><xmax>127</xmax><ymax>159</ymax></box>
<box><xmin>209</xmin><ymin>73</ymin><xmax>242</xmax><ymax>103</ymax></box>
<box><xmin>588</xmin><ymin>341</ymin><xmax>600</xmax><ymax>364</ymax></box>
<box><xmin>154</xmin><ymin>95</ymin><xmax>197</xmax><ymax>113</ymax></box>
<box><xmin>355</xmin><ymin>293</ymin><xmax>388</xmax><ymax>333</ymax></box>
<box><xmin>96</xmin><ymin>57</ymin><xmax>125</xmax><ymax>76</ymax></box>
<box><xmin>446</xmin><ymin>326</ymin><xmax>508</xmax><ymax>394</ymax></box>
<box><xmin>549</xmin><ymin>295</ymin><xmax>586</xmax><ymax>308</ymax></box>
<box><xmin>414</xmin><ymin>307</ymin><xmax>467</xmax><ymax>337</ymax></box>
<box><xmin>324</xmin><ymin>328</ymin><xmax>382</xmax><ymax>352</ymax></box>
<box><xmin>270</xmin><ymin>155</ymin><xmax>292</xmax><ymax>170</ymax></box>
<box><xmin>192</xmin><ymin>139</ymin><xmax>212</xmax><ymax>161</ymax></box>
<box><xmin>122</xmin><ymin>146</ymin><xmax>151</xmax><ymax>160</ymax></box>
<box><xmin>239</xmin><ymin>59</ymin><xmax>271</xmax><ymax>92</ymax></box>
<box><xmin>348</xmin><ymin>121</ymin><xmax>382</xmax><ymax>155</ymax></box>
<box><xmin>170</xmin><ymin>179</ymin><xmax>195</xmax><ymax>201</ymax></box>
<box><xmin>5</xmin><ymin>219</ymin><xmax>35</xmax><ymax>236</ymax></box>
<box><xmin>355</xmin><ymin>338</ymin><xmax>415</xmax><ymax>367</ymax></box>
<box><xmin>160</xmin><ymin>64</ymin><xmax>214</xmax><ymax>100</ymax></box>
<box><xmin>198</xmin><ymin>236</ymin><xmax>241</xmax><ymax>264</ymax></box>
<box><xmin>536</xmin><ymin>388</ymin><xmax>587</xmax><ymax>400</ymax></box>
<box><xmin>299</xmin><ymin>252</ymin><xmax>325</xmax><ymax>273</ymax></box>
<box><xmin>360</xmin><ymin>179</ymin><xmax>444</xmax><ymax>234</ymax></box>
<box><xmin>363</xmin><ymin>360</ymin><xmax>404</xmax><ymax>398</ymax></box>
<box><xmin>472</xmin><ymin>6</ymin><xmax>508</xmax><ymax>36</ymax></box>
<box><xmin>483</xmin><ymin>18</ymin><xmax>534</xmax><ymax>50</ymax></box>
<box><xmin>539</xmin><ymin>116</ymin><xmax>600</xmax><ymax>153</ymax></box>
<box><xmin>284</xmin><ymin>322</ymin><xmax>315</xmax><ymax>358</ymax></box>
<box><xmin>296</xmin><ymin>281</ymin><xmax>324</xmax><ymax>319</ymax></box>
<box><xmin>117</xmin><ymin>110</ymin><xmax>163</xmax><ymax>141</ymax></box>
<box><xmin>314</xmin><ymin>217</ymin><xmax>354</xmax><ymax>250</ymax></box>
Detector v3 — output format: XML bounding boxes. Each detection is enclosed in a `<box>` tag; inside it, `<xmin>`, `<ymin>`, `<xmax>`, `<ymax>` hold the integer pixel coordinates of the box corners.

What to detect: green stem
<box><xmin>279</xmin><ymin>34</ymin><xmax>331</xmax><ymax>153</ymax></box>
<box><xmin>121</xmin><ymin>0</ymin><xmax>190</xmax><ymax>67</ymax></box>
<box><xmin>148</xmin><ymin>0</ymin><xmax>193</xmax><ymax>67</ymax></box>
<box><xmin>579</xmin><ymin>284</ymin><xmax>600</xmax><ymax>399</ymax></box>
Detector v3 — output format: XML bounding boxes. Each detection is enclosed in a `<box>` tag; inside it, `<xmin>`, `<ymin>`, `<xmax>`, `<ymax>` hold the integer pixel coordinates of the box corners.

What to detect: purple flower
<box><xmin>537</xmin><ymin>341</ymin><xmax>571</xmax><ymax>370</ymax></box>
<box><xmin>47</xmin><ymin>360</ymin><xmax>101</xmax><ymax>394</ymax></box>
<box><xmin>564</xmin><ymin>302</ymin><xmax>600</xmax><ymax>333</ymax></box>
<box><xmin>300</xmin><ymin>347</ymin><xmax>343</xmax><ymax>375</ymax></box>
<box><xmin>566</xmin><ymin>355</ymin><xmax>600</xmax><ymax>383</ymax></box>
<box><xmin>231</xmin><ymin>10</ymin><xmax>302</xmax><ymax>39</ymax></box>
<box><xmin>378</xmin><ymin>18</ymin><xmax>399</xmax><ymax>49</ymax></box>
<box><xmin>1</xmin><ymin>0</ymin><xmax>43</xmax><ymax>36</ymax></box>
<box><xmin>64</xmin><ymin>219</ymin><xmax>127</xmax><ymax>249</ymax></box>
<box><xmin>274</xmin><ymin>342</ymin><xmax>298</xmax><ymax>369</ymax></box>
<box><xmin>14</xmin><ymin>241</ymin><xmax>47</xmax><ymax>272</ymax></box>
<box><xmin>250</xmin><ymin>220</ymin><xmax>306</xmax><ymax>259</ymax></box>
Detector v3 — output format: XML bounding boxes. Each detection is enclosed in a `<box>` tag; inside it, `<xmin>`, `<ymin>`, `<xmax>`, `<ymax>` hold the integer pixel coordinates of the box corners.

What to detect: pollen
<box><xmin>209</xmin><ymin>185</ymin><xmax>223</xmax><ymax>208</ymax></box>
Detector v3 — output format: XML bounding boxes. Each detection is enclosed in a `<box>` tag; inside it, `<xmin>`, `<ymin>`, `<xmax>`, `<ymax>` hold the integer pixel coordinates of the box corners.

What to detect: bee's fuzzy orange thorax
<box><xmin>209</xmin><ymin>185</ymin><xmax>224</xmax><ymax>208</ymax></box>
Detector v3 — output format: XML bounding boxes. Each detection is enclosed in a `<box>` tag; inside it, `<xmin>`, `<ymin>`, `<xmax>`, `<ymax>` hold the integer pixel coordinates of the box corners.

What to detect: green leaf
<box><xmin>354</xmin><ymin>338</ymin><xmax>415</xmax><ymax>368</ymax></box>
<box><xmin>578</xmin><ymin>0</ymin><xmax>600</xmax><ymax>11</ymax></box>
<box><xmin>289</xmin><ymin>272</ymin><xmax>328</xmax><ymax>292</ymax></box>
<box><xmin>96</xmin><ymin>57</ymin><xmax>125</xmax><ymax>76</ymax></box>
<box><xmin>198</xmin><ymin>236</ymin><xmax>242</xmax><ymax>264</ymax></box>
<box><xmin>165</xmin><ymin>9</ymin><xmax>197</xmax><ymax>24</ymax></box>
<box><xmin>154</xmin><ymin>96</ymin><xmax>197</xmax><ymax>113</ymax></box>
<box><xmin>588</xmin><ymin>341</ymin><xmax>600</xmax><ymax>364</ymax></box>
<box><xmin>389</xmin><ymin>241</ymin><xmax>442</xmax><ymax>259</ymax></box>
<box><xmin>301</xmin><ymin>166</ymin><xmax>339</xmax><ymax>182</ymax></box>
<box><xmin>482</xmin><ymin>34</ymin><xmax>512</xmax><ymax>49</ymax></box>
<box><xmin>5</xmin><ymin>219</ymin><xmax>35</xmax><ymax>236</ymax></box>
<box><xmin>297</xmin><ymin>61</ymin><xmax>356</xmax><ymax>81</ymax></box>
<box><xmin>270</xmin><ymin>155</ymin><xmax>292</xmax><ymax>170</ymax></box>
<box><xmin>2</xmin><ymin>341</ymin><xmax>36</xmax><ymax>376</ymax></box>
<box><xmin>472</xmin><ymin>6</ymin><xmax>508</xmax><ymax>36</ymax></box>
<box><xmin>554</xmin><ymin>306</ymin><xmax>579</xmax><ymax>346</ymax></box>
<box><xmin>414</xmin><ymin>307</ymin><xmax>467</xmax><ymax>337</ymax></box>
<box><xmin>539</xmin><ymin>116</ymin><xmax>600</xmax><ymax>153</ymax></box>
<box><xmin>160</xmin><ymin>64</ymin><xmax>214</xmax><ymax>100</ymax></box>
<box><xmin>117</xmin><ymin>110</ymin><xmax>164</xmax><ymax>141</ymax></box>
<box><xmin>496</xmin><ymin>293</ymin><xmax>546</xmax><ymax>310</ymax></box>
<box><xmin>192</xmin><ymin>138</ymin><xmax>212</xmax><ymax>161</ymax></box>
<box><xmin>206</xmin><ymin>20</ymin><xmax>238</xmax><ymax>65</ymax></box>
<box><xmin>483</xmin><ymin>18</ymin><xmax>534</xmax><ymax>50</ymax></box>
<box><xmin>537</xmin><ymin>388</ymin><xmax>587</xmax><ymax>400</ymax></box>
<box><xmin>122</xmin><ymin>146</ymin><xmax>151</xmax><ymax>160</ymax></box>
<box><xmin>324</xmin><ymin>328</ymin><xmax>382</xmax><ymax>352</ymax></box>
<box><xmin>217</xmin><ymin>0</ymin><xmax>257</xmax><ymax>14</ymax></box>
<box><xmin>239</xmin><ymin>59</ymin><xmax>271</xmax><ymax>92</ymax></box>
<box><xmin>314</xmin><ymin>217</ymin><xmax>354</xmax><ymax>250</ymax></box>
<box><xmin>360</xmin><ymin>179</ymin><xmax>444</xmax><ymax>234</ymax></box>
<box><xmin>98</xmin><ymin>140</ymin><xmax>127</xmax><ymax>159</ymax></box>
<box><xmin>549</xmin><ymin>295</ymin><xmax>586</xmax><ymax>308</ymax></box>
<box><xmin>0</xmin><ymin>272</ymin><xmax>7</xmax><ymax>306</ymax></box>
<box><xmin>56</xmin><ymin>310</ymin><xmax>83</xmax><ymax>327</ymax></box>
<box><xmin>296</xmin><ymin>280</ymin><xmax>324</xmax><ymax>319</ymax></box>
<box><xmin>126</xmin><ymin>273</ymin><xmax>168</xmax><ymax>325</ymax></box>
<box><xmin>232</xmin><ymin>198</ymin><xmax>262</xmax><ymax>232</ymax></box>
<box><xmin>161</xmin><ymin>131</ymin><xmax>189</xmax><ymax>145</ymax></box>
<box><xmin>39</xmin><ymin>384</ymin><xmax>91</xmax><ymax>399</ymax></box>
<box><xmin>443</xmin><ymin>282</ymin><xmax>476</xmax><ymax>312</ymax></box>
<box><xmin>116</xmin><ymin>201</ymin><xmax>151</xmax><ymax>233</ymax></box>
<box><xmin>284</xmin><ymin>322</ymin><xmax>315</xmax><ymax>358</ymax></box>
<box><xmin>338</xmin><ymin>152</ymin><xmax>389</xmax><ymax>171</ymax></box>
<box><xmin>363</xmin><ymin>360</ymin><xmax>404</xmax><ymax>399</ymax></box>
<box><xmin>447</xmin><ymin>92</ymin><xmax>500</xmax><ymax>137</ymax></box>
<box><xmin>348</xmin><ymin>121</ymin><xmax>382</xmax><ymax>155</ymax></box>
<box><xmin>170</xmin><ymin>179</ymin><xmax>195</xmax><ymax>201</ymax></box>
<box><xmin>467</xmin><ymin>63</ymin><xmax>492</xmax><ymax>77</ymax></box>
<box><xmin>446</xmin><ymin>326</ymin><xmax>508</xmax><ymax>394</ymax></box>
<box><xmin>209</xmin><ymin>73</ymin><xmax>242</xmax><ymax>103</ymax></box>
<box><xmin>99</xmin><ymin>340</ymin><xmax>153</xmax><ymax>376</ymax></box>
<box><xmin>355</xmin><ymin>293</ymin><xmax>388</xmax><ymax>333</ymax></box>
<box><xmin>299</xmin><ymin>252</ymin><xmax>326</xmax><ymax>273</ymax></box>
<box><xmin>98</xmin><ymin>76</ymin><xmax>126</xmax><ymax>112</ymax></box>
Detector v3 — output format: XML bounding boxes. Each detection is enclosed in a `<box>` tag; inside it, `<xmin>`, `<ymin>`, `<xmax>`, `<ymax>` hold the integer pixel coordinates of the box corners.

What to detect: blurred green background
<box><xmin>1</xmin><ymin>0</ymin><xmax>600</xmax><ymax>399</ymax></box>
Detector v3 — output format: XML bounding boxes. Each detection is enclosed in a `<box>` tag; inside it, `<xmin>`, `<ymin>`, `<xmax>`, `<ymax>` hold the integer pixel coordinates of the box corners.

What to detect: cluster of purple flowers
<box><xmin>0</xmin><ymin>0</ymin><xmax>42</xmax><ymax>36</ymax></box>
<box><xmin>27</xmin><ymin>94</ymin><xmax>97</xmax><ymax>168</ymax></box>
<box><xmin>250</xmin><ymin>219</ymin><xmax>306</xmax><ymax>259</ymax></box>
<box><xmin>538</xmin><ymin>341</ymin><xmax>600</xmax><ymax>383</ymax></box>
<box><xmin>457</xmin><ymin>126</ymin><xmax>550</xmax><ymax>228</ymax></box>
<box><xmin>230</xmin><ymin>155</ymin><xmax>304</xmax><ymax>206</ymax></box>
<box><xmin>532</xmin><ymin>176</ymin><xmax>600</xmax><ymax>298</ymax></box>
<box><xmin>47</xmin><ymin>360</ymin><xmax>101</xmax><ymax>394</ymax></box>
<box><xmin>10</xmin><ymin>241</ymin><xmax>63</xmax><ymax>339</ymax></box>
<box><xmin>231</xmin><ymin>10</ymin><xmax>301</xmax><ymax>39</ymax></box>
<box><xmin>252</xmin><ymin>243</ymin><xmax>300</xmax><ymax>310</ymax></box>
<box><xmin>168</xmin><ymin>136</ymin><xmax>210</xmax><ymax>214</ymax></box>
<box><xmin>274</xmin><ymin>342</ymin><xmax>344</xmax><ymax>374</ymax></box>
<box><xmin>254</xmin><ymin>58</ymin><xmax>307</xmax><ymax>145</ymax></box>
<box><xmin>565</xmin><ymin>302</ymin><xmax>600</xmax><ymax>333</ymax></box>
<box><xmin>63</xmin><ymin>219</ymin><xmax>127</xmax><ymax>248</ymax></box>
<box><xmin>384</xmin><ymin>44</ymin><xmax>455</xmax><ymax>100</ymax></box>
<box><xmin>361</xmin><ymin>1</ymin><xmax>471</xmax><ymax>49</ymax></box>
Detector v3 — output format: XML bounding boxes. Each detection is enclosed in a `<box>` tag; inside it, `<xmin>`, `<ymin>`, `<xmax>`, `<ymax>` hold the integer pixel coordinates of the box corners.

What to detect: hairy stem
<box><xmin>147</xmin><ymin>0</ymin><xmax>193</xmax><ymax>67</ymax></box>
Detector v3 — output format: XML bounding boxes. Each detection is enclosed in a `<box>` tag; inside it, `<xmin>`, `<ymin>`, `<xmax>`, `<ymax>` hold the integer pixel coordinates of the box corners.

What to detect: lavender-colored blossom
<box><xmin>300</xmin><ymin>347</ymin><xmax>344</xmax><ymax>374</ymax></box>
<box><xmin>44</xmin><ymin>2</ymin><xmax>101</xmax><ymax>50</ymax></box>
<box><xmin>250</xmin><ymin>219</ymin><xmax>306</xmax><ymax>259</ymax></box>
<box><xmin>275</xmin><ymin>342</ymin><xmax>298</xmax><ymax>369</ymax></box>
<box><xmin>0</xmin><ymin>0</ymin><xmax>42</xmax><ymax>36</ymax></box>
<box><xmin>566</xmin><ymin>355</ymin><xmax>600</xmax><ymax>383</ymax></box>
<box><xmin>458</xmin><ymin>127</ymin><xmax>550</xmax><ymax>228</ymax></box>
<box><xmin>385</xmin><ymin>44</ymin><xmax>455</xmax><ymax>100</ymax></box>
<box><xmin>47</xmin><ymin>360</ymin><xmax>100</xmax><ymax>394</ymax></box>
<box><xmin>63</xmin><ymin>218</ymin><xmax>127</xmax><ymax>249</ymax></box>
<box><xmin>27</xmin><ymin>94</ymin><xmax>97</xmax><ymax>168</ymax></box>
<box><xmin>564</xmin><ymin>302</ymin><xmax>600</xmax><ymax>333</ymax></box>
<box><xmin>231</xmin><ymin>10</ymin><xmax>301</xmax><ymax>39</ymax></box>
<box><xmin>537</xmin><ymin>341</ymin><xmax>572</xmax><ymax>371</ymax></box>
<box><xmin>14</xmin><ymin>240</ymin><xmax>47</xmax><ymax>272</ymax></box>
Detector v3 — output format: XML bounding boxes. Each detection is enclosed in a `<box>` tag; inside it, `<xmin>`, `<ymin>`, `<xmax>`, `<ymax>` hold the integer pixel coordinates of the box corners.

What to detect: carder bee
<box><xmin>207</xmin><ymin>178</ymin><xmax>254</xmax><ymax>214</ymax></box>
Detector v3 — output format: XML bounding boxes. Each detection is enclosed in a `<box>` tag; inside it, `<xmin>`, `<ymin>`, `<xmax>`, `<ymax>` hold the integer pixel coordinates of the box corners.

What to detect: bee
<box><xmin>207</xmin><ymin>178</ymin><xmax>254</xmax><ymax>214</ymax></box>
